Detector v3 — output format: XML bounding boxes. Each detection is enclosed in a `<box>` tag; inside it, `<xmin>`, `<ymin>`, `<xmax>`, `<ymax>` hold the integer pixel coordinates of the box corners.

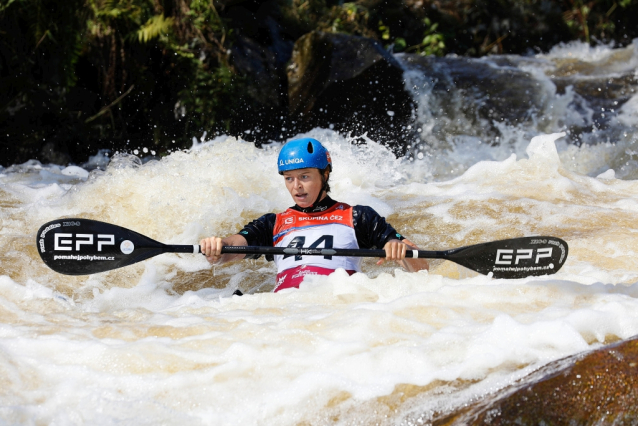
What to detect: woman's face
<box><xmin>283</xmin><ymin>168</ymin><xmax>327</xmax><ymax>208</ymax></box>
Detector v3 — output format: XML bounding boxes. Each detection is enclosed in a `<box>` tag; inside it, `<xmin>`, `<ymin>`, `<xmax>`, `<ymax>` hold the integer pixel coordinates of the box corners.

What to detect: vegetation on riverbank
<box><xmin>1</xmin><ymin>0</ymin><xmax>637</xmax><ymax>166</ymax></box>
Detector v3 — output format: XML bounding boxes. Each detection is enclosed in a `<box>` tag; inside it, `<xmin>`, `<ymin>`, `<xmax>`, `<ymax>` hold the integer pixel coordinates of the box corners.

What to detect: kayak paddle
<box><xmin>37</xmin><ymin>218</ymin><xmax>568</xmax><ymax>278</ymax></box>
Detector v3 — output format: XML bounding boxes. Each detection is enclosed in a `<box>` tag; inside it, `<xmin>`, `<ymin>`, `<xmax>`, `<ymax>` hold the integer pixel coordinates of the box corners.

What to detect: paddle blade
<box><xmin>37</xmin><ymin>219</ymin><xmax>167</xmax><ymax>275</ymax></box>
<box><xmin>445</xmin><ymin>236</ymin><xmax>568</xmax><ymax>279</ymax></box>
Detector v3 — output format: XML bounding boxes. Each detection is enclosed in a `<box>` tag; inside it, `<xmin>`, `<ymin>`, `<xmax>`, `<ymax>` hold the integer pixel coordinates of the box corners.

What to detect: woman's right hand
<box><xmin>200</xmin><ymin>236</ymin><xmax>224</xmax><ymax>264</ymax></box>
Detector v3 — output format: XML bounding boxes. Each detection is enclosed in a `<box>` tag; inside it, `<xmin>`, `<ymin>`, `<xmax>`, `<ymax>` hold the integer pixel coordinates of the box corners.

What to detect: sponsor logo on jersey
<box><xmin>277</xmin><ymin>274</ymin><xmax>287</xmax><ymax>286</ymax></box>
<box><xmin>273</xmin><ymin>203</ymin><xmax>354</xmax><ymax>245</ymax></box>
<box><xmin>298</xmin><ymin>215</ymin><xmax>343</xmax><ymax>222</ymax></box>
<box><xmin>291</xmin><ymin>269</ymin><xmax>319</xmax><ymax>279</ymax></box>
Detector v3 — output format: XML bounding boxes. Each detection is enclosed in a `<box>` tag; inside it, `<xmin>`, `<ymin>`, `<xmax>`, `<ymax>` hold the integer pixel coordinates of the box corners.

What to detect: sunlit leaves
<box><xmin>137</xmin><ymin>14</ymin><xmax>174</xmax><ymax>42</ymax></box>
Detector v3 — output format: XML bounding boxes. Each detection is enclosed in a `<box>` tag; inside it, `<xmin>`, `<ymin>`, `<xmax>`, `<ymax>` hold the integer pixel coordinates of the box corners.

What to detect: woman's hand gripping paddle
<box><xmin>37</xmin><ymin>218</ymin><xmax>568</xmax><ymax>278</ymax></box>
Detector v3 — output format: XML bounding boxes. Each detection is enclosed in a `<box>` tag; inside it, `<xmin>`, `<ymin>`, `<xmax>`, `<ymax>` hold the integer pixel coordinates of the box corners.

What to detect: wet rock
<box><xmin>400</xmin><ymin>54</ymin><xmax>548</xmax><ymax>140</ymax></box>
<box><xmin>434</xmin><ymin>336</ymin><xmax>638</xmax><ymax>425</ymax></box>
<box><xmin>229</xmin><ymin>33</ymin><xmax>291</xmax><ymax>139</ymax></box>
<box><xmin>226</xmin><ymin>1</ymin><xmax>294</xmax><ymax>142</ymax></box>
<box><xmin>40</xmin><ymin>142</ymin><xmax>72</xmax><ymax>166</ymax></box>
<box><xmin>287</xmin><ymin>31</ymin><xmax>415</xmax><ymax>155</ymax></box>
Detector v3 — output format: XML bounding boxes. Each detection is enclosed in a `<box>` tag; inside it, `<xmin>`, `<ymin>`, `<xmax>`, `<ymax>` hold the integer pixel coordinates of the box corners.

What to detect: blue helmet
<box><xmin>278</xmin><ymin>138</ymin><xmax>332</xmax><ymax>175</ymax></box>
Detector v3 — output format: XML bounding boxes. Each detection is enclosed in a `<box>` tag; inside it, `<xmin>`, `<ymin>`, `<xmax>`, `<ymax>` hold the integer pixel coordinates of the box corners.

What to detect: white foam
<box><xmin>61</xmin><ymin>165</ymin><xmax>89</xmax><ymax>179</ymax></box>
<box><xmin>617</xmin><ymin>93</ymin><xmax>638</xmax><ymax>127</ymax></box>
<box><xmin>542</xmin><ymin>39</ymin><xmax>620</xmax><ymax>62</ymax></box>
<box><xmin>4</xmin><ymin>131</ymin><xmax>638</xmax><ymax>424</ymax></box>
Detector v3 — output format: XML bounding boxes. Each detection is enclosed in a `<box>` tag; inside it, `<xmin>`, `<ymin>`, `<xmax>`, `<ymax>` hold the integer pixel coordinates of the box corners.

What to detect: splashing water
<box><xmin>2</xmin><ymin>40</ymin><xmax>638</xmax><ymax>425</ymax></box>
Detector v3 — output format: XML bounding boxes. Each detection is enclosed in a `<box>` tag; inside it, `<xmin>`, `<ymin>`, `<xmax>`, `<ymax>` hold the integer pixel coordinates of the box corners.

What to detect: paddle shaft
<box><xmin>167</xmin><ymin>245</ymin><xmax>437</xmax><ymax>258</ymax></box>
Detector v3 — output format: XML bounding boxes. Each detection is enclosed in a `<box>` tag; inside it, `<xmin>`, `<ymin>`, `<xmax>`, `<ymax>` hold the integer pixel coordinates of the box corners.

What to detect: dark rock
<box><xmin>213</xmin><ymin>0</ymin><xmax>249</xmax><ymax>10</ymax></box>
<box><xmin>401</xmin><ymin>51</ymin><xmax>638</xmax><ymax>146</ymax></box>
<box><xmin>230</xmin><ymin>34</ymin><xmax>288</xmax><ymax>109</ymax></box>
<box><xmin>226</xmin><ymin>1</ymin><xmax>294</xmax><ymax>142</ymax></box>
<box><xmin>400</xmin><ymin>54</ymin><xmax>548</xmax><ymax>139</ymax></box>
<box><xmin>287</xmin><ymin>31</ymin><xmax>415</xmax><ymax>155</ymax></box>
<box><xmin>434</xmin><ymin>336</ymin><xmax>638</xmax><ymax>425</ymax></box>
<box><xmin>40</xmin><ymin>141</ymin><xmax>72</xmax><ymax>166</ymax></box>
<box><xmin>225</xmin><ymin>5</ymin><xmax>260</xmax><ymax>37</ymax></box>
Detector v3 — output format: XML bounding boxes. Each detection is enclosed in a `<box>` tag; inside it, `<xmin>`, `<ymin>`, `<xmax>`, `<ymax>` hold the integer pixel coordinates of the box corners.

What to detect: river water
<box><xmin>1</xmin><ymin>40</ymin><xmax>638</xmax><ymax>425</ymax></box>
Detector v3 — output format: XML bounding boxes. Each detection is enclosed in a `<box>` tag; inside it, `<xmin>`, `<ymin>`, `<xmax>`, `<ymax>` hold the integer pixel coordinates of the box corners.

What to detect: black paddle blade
<box><xmin>37</xmin><ymin>219</ymin><xmax>167</xmax><ymax>275</ymax></box>
<box><xmin>445</xmin><ymin>236</ymin><xmax>568</xmax><ymax>279</ymax></box>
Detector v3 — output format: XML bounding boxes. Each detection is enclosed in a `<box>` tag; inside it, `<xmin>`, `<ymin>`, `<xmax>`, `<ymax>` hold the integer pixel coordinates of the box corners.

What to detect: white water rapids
<box><xmin>1</xmin><ymin>41</ymin><xmax>638</xmax><ymax>425</ymax></box>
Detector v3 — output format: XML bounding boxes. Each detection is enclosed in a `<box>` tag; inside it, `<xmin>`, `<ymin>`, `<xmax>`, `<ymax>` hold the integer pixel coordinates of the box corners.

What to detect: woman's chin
<box><xmin>293</xmin><ymin>195</ymin><xmax>311</xmax><ymax>207</ymax></box>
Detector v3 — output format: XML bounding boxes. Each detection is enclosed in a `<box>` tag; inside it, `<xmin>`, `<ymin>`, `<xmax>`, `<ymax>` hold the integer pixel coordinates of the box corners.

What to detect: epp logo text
<box><xmin>53</xmin><ymin>234</ymin><xmax>115</xmax><ymax>252</ymax></box>
<box><xmin>495</xmin><ymin>248</ymin><xmax>552</xmax><ymax>265</ymax></box>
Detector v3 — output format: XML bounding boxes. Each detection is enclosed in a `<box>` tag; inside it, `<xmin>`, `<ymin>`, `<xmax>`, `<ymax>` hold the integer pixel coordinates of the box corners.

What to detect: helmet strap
<box><xmin>309</xmin><ymin>169</ymin><xmax>329</xmax><ymax>210</ymax></box>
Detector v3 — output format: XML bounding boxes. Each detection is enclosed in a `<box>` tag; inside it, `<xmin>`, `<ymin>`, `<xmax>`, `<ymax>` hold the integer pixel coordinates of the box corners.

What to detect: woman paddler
<box><xmin>200</xmin><ymin>138</ymin><xmax>429</xmax><ymax>292</ymax></box>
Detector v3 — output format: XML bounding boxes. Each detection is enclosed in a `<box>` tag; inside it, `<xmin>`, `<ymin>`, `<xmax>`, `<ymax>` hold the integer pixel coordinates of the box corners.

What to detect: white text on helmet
<box><xmin>279</xmin><ymin>158</ymin><xmax>305</xmax><ymax>166</ymax></box>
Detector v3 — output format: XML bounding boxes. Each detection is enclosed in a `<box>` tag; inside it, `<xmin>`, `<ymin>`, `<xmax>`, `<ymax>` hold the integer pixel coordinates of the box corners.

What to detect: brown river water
<box><xmin>1</xmin><ymin>40</ymin><xmax>638</xmax><ymax>425</ymax></box>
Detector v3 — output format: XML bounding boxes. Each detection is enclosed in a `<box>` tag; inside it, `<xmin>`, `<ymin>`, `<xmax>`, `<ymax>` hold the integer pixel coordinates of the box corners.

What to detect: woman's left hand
<box><xmin>377</xmin><ymin>239</ymin><xmax>429</xmax><ymax>272</ymax></box>
<box><xmin>378</xmin><ymin>239</ymin><xmax>408</xmax><ymax>263</ymax></box>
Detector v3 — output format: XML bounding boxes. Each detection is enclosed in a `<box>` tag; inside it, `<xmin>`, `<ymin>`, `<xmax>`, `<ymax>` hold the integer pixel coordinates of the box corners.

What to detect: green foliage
<box><xmin>87</xmin><ymin>0</ymin><xmax>152</xmax><ymax>39</ymax></box>
<box><xmin>2</xmin><ymin>0</ymin><xmax>638</xmax><ymax>166</ymax></box>
<box><xmin>321</xmin><ymin>2</ymin><xmax>374</xmax><ymax>37</ymax></box>
<box><xmin>178</xmin><ymin>62</ymin><xmax>243</xmax><ymax>134</ymax></box>
<box><xmin>83</xmin><ymin>0</ymin><xmax>240</xmax><ymax>137</ymax></box>
<box><xmin>393</xmin><ymin>37</ymin><xmax>406</xmax><ymax>51</ymax></box>
<box><xmin>0</xmin><ymin>0</ymin><xmax>246</xmax><ymax>164</ymax></box>
<box><xmin>383</xmin><ymin>16</ymin><xmax>445</xmax><ymax>56</ymax></box>
<box><xmin>163</xmin><ymin>0</ymin><xmax>242</xmax><ymax>136</ymax></box>
<box><xmin>0</xmin><ymin>0</ymin><xmax>20</xmax><ymax>13</ymax></box>
<box><xmin>279</xmin><ymin>0</ymin><xmax>374</xmax><ymax>37</ymax></box>
<box><xmin>279</xmin><ymin>0</ymin><xmax>327</xmax><ymax>33</ymax></box>
<box><xmin>1</xmin><ymin>0</ymin><xmax>87</xmax><ymax>88</ymax></box>
<box><xmin>182</xmin><ymin>0</ymin><xmax>226</xmax><ymax>47</ymax></box>
<box><xmin>561</xmin><ymin>0</ymin><xmax>638</xmax><ymax>43</ymax></box>
<box><xmin>416</xmin><ymin>17</ymin><xmax>446</xmax><ymax>56</ymax></box>
<box><xmin>563</xmin><ymin>0</ymin><xmax>593</xmax><ymax>43</ymax></box>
